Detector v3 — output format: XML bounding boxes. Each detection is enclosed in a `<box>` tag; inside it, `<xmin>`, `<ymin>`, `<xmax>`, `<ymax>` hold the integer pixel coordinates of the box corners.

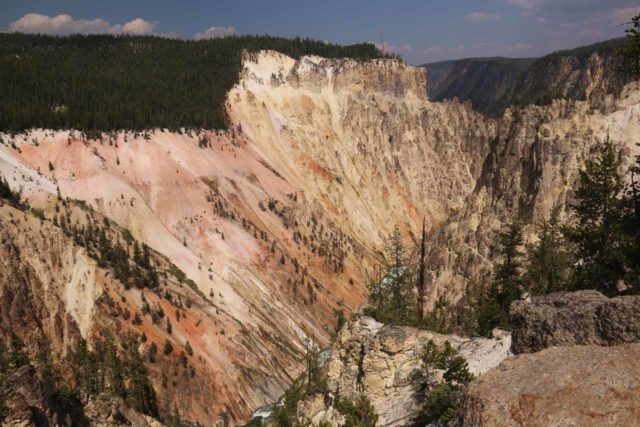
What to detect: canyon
<box><xmin>1</xmin><ymin>44</ymin><xmax>639</xmax><ymax>425</ymax></box>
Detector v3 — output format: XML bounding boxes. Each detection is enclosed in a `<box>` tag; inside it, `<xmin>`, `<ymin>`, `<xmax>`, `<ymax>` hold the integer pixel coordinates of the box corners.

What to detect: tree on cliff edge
<box><xmin>476</xmin><ymin>219</ymin><xmax>524</xmax><ymax>336</ymax></box>
<box><xmin>618</xmin><ymin>13</ymin><xmax>640</xmax><ymax>77</ymax></box>
<box><xmin>365</xmin><ymin>225</ymin><xmax>416</xmax><ymax>325</ymax></box>
<box><xmin>566</xmin><ymin>138</ymin><xmax>626</xmax><ymax>295</ymax></box>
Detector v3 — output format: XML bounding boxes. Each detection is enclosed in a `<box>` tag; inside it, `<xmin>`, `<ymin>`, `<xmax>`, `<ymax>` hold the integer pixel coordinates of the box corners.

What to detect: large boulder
<box><xmin>460</xmin><ymin>343</ymin><xmax>640</xmax><ymax>426</ymax></box>
<box><xmin>510</xmin><ymin>290</ymin><xmax>640</xmax><ymax>354</ymax></box>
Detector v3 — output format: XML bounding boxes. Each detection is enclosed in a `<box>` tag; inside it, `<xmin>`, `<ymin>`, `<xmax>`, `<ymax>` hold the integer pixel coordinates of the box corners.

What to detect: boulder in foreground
<box><xmin>460</xmin><ymin>343</ymin><xmax>640</xmax><ymax>426</ymax></box>
<box><xmin>510</xmin><ymin>290</ymin><xmax>640</xmax><ymax>354</ymax></box>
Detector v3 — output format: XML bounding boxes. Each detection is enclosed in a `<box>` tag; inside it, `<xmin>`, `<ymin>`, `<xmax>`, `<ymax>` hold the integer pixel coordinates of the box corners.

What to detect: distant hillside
<box><xmin>423</xmin><ymin>57</ymin><xmax>535</xmax><ymax>114</ymax></box>
<box><xmin>422</xmin><ymin>38</ymin><xmax>630</xmax><ymax>116</ymax></box>
<box><xmin>0</xmin><ymin>33</ymin><xmax>387</xmax><ymax>132</ymax></box>
<box><xmin>422</xmin><ymin>59</ymin><xmax>457</xmax><ymax>97</ymax></box>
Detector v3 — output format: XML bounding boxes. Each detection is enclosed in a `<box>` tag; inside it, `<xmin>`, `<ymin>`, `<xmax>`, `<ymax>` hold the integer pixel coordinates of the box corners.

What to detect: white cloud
<box><xmin>612</xmin><ymin>7</ymin><xmax>640</xmax><ymax>25</ymax></box>
<box><xmin>507</xmin><ymin>43</ymin><xmax>534</xmax><ymax>51</ymax></box>
<box><xmin>121</xmin><ymin>18</ymin><xmax>157</xmax><ymax>35</ymax></box>
<box><xmin>465</xmin><ymin>12</ymin><xmax>501</xmax><ymax>23</ymax></box>
<box><xmin>192</xmin><ymin>26</ymin><xmax>237</xmax><ymax>40</ymax></box>
<box><xmin>505</xmin><ymin>0</ymin><xmax>546</xmax><ymax>10</ymax></box>
<box><xmin>372</xmin><ymin>41</ymin><xmax>412</xmax><ymax>55</ymax></box>
<box><xmin>8</xmin><ymin>13</ymin><xmax>163</xmax><ymax>36</ymax></box>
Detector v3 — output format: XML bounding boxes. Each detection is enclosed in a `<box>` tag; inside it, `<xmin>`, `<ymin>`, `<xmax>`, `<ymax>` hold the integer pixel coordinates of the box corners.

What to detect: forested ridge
<box><xmin>0</xmin><ymin>33</ymin><xmax>387</xmax><ymax>132</ymax></box>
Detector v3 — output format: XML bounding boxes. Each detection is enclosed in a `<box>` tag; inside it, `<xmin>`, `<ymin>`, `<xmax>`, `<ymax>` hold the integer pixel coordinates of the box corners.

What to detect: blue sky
<box><xmin>2</xmin><ymin>0</ymin><xmax>639</xmax><ymax>64</ymax></box>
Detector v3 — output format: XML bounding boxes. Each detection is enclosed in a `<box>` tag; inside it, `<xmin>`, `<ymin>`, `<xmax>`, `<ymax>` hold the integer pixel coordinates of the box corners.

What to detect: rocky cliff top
<box><xmin>461</xmin><ymin>343</ymin><xmax>640</xmax><ymax>427</ymax></box>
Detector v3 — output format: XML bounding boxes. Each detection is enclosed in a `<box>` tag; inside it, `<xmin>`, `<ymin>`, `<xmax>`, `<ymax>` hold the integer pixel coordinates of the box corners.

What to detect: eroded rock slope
<box><xmin>0</xmin><ymin>49</ymin><xmax>639</xmax><ymax>424</ymax></box>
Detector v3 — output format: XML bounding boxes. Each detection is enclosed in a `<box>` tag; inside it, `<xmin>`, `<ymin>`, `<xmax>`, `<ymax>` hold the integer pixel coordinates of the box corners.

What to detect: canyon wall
<box><xmin>0</xmin><ymin>49</ymin><xmax>638</xmax><ymax>424</ymax></box>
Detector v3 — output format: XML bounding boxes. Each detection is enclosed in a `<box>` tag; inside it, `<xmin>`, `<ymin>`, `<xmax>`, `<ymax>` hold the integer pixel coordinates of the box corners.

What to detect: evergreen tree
<box><xmin>618</xmin><ymin>13</ymin><xmax>640</xmax><ymax>77</ymax></box>
<box><xmin>163</xmin><ymin>339</ymin><xmax>173</xmax><ymax>356</ymax></box>
<box><xmin>365</xmin><ymin>225</ymin><xmax>416</xmax><ymax>325</ymax></box>
<box><xmin>621</xmin><ymin>149</ymin><xmax>640</xmax><ymax>292</ymax></box>
<box><xmin>420</xmin><ymin>340</ymin><xmax>473</xmax><ymax>424</ymax></box>
<box><xmin>476</xmin><ymin>219</ymin><xmax>524</xmax><ymax>336</ymax></box>
<box><xmin>124</xmin><ymin>337</ymin><xmax>158</xmax><ymax>417</ymax></box>
<box><xmin>525</xmin><ymin>207</ymin><xmax>573</xmax><ymax>294</ymax></box>
<box><xmin>566</xmin><ymin>138</ymin><xmax>625</xmax><ymax>295</ymax></box>
<box><xmin>0</xmin><ymin>340</ymin><xmax>10</xmax><ymax>423</ymax></box>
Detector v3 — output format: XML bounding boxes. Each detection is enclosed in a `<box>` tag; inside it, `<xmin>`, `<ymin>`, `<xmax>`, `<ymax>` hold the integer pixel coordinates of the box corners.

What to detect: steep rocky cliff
<box><xmin>422</xmin><ymin>81</ymin><xmax>640</xmax><ymax>311</ymax></box>
<box><xmin>424</xmin><ymin>57</ymin><xmax>534</xmax><ymax>114</ymax></box>
<box><xmin>0</xmin><ymin>47</ymin><xmax>639</xmax><ymax>425</ymax></box>
<box><xmin>424</xmin><ymin>38</ymin><xmax>629</xmax><ymax>116</ymax></box>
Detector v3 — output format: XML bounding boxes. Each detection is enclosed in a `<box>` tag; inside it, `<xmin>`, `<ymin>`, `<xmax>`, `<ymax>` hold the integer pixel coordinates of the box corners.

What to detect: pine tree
<box><xmin>621</xmin><ymin>149</ymin><xmax>640</xmax><ymax>292</ymax></box>
<box><xmin>566</xmin><ymin>138</ymin><xmax>625</xmax><ymax>295</ymax></box>
<box><xmin>125</xmin><ymin>339</ymin><xmax>158</xmax><ymax>417</ymax></box>
<box><xmin>476</xmin><ymin>218</ymin><xmax>524</xmax><ymax>336</ymax></box>
<box><xmin>365</xmin><ymin>225</ymin><xmax>416</xmax><ymax>325</ymax></box>
<box><xmin>526</xmin><ymin>207</ymin><xmax>573</xmax><ymax>294</ymax></box>
<box><xmin>163</xmin><ymin>339</ymin><xmax>173</xmax><ymax>356</ymax></box>
<box><xmin>618</xmin><ymin>13</ymin><xmax>640</xmax><ymax>77</ymax></box>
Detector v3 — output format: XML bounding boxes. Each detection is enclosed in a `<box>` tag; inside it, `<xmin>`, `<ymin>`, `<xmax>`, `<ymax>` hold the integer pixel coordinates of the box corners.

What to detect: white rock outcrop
<box><xmin>298</xmin><ymin>315</ymin><xmax>511</xmax><ymax>426</ymax></box>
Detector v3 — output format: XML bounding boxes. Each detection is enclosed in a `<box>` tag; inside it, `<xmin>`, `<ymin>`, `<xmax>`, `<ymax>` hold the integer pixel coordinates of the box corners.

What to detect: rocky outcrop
<box><xmin>460</xmin><ymin>343</ymin><xmax>640</xmax><ymax>426</ymax></box>
<box><xmin>511</xmin><ymin>291</ymin><xmax>640</xmax><ymax>354</ymax></box>
<box><xmin>297</xmin><ymin>315</ymin><xmax>511</xmax><ymax>426</ymax></box>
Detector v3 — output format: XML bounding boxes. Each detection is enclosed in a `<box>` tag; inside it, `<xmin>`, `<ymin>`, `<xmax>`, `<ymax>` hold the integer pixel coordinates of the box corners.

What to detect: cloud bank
<box><xmin>9</xmin><ymin>13</ymin><xmax>161</xmax><ymax>36</ymax></box>
<box><xmin>8</xmin><ymin>13</ymin><xmax>237</xmax><ymax>40</ymax></box>
<box><xmin>192</xmin><ymin>26</ymin><xmax>237</xmax><ymax>40</ymax></box>
<box><xmin>465</xmin><ymin>12</ymin><xmax>501</xmax><ymax>23</ymax></box>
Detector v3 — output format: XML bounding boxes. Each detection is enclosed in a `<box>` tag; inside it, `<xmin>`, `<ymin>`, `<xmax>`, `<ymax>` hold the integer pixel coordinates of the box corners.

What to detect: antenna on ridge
<box><xmin>379</xmin><ymin>29</ymin><xmax>385</xmax><ymax>53</ymax></box>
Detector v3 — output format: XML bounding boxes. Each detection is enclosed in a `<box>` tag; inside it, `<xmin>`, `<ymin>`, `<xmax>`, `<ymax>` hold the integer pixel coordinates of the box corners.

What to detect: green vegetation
<box><xmin>566</xmin><ymin>139</ymin><xmax>627</xmax><ymax>294</ymax></box>
<box><xmin>0</xmin><ymin>330</ymin><xmax>158</xmax><ymax>423</ymax></box>
<box><xmin>72</xmin><ymin>332</ymin><xmax>158</xmax><ymax>417</ymax></box>
<box><xmin>0</xmin><ymin>175</ymin><xmax>25</xmax><ymax>208</ymax></box>
<box><xmin>335</xmin><ymin>395</ymin><xmax>379</xmax><ymax>427</ymax></box>
<box><xmin>0</xmin><ymin>33</ymin><xmax>388</xmax><ymax>132</ymax></box>
<box><xmin>0</xmin><ymin>334</ymin><xmax>29</xmax><ymax>423</ymax></box>
<box><xmin>469</xmin><ymin>138</ymin><xmax>640</xmax><ymax>336</ymax></box>
<box><xmin>474</xmin><ymin>219</ymin><xmax>525</xmax><ymax>336</ymax></box>
<box><xmin>271</xmin><ymin>335</ymin><xmax>378</xmax><ymax>427</ymax></box>
<box><xmin>524</xmin><ymin>207</ymin><xmax>573</xmax><ymax>295</ymax></box>
<box><xmin>419</xmin><ymin>340</ymin><xmax>473</xmax><ymax>424</ymax></box>
<box><xmin>68</xmin><ymin>216</ymin><xmax>161</xmax><ymax>290</ymax></box>
<box><xmin>364</xmin><ymin>225</ymin><xmax>417</xmax><ymax>325</ymax></box>
<box><xmin>618</xmin><ymin>13</ymin><xmax>640</xmax><ymax>77</ymax></box>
